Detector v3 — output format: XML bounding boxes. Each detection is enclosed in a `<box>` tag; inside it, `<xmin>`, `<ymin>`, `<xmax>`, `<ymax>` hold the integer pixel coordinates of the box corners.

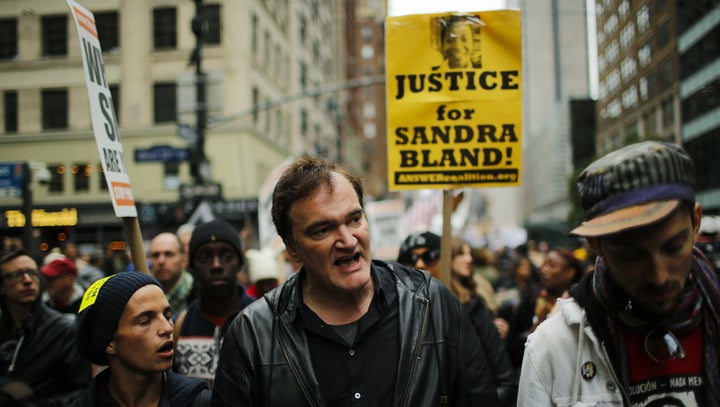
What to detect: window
<box><xmin>364</xmin><ymin>122</ymin><xmax>376</xmax><ymax>139</ymax></box>
<box><xmin>96</xmin><ymin>12</ymin><xmax>119</xmax><ymax>52</ymax></box>
<box><xmin>362</xmin><ymin>26</ymin><xmax>372</xmax><ymax>41</ymax></box>
<box><xmin>639</xmin><ymin>76</ymin><xmax>649</xmax><ymax>100</ymax></box>
<box><xmin>619</xmin><ymin>23</ymin><xmax>635</xmax><ymax>50</ymax></box>
<box><xmin>4</xmin><ymin>91</ymin><xmax>17</xmax><ymax>133</ymax></box>
<box><xmin>252</xmin><ymin>14</ymin><xmax>258</xmax><ymax>54</ymax></box>
<box><xmin>621</xmin><ymin>85</ymin><xmax>638</xmax><ymax>109</ymax></box>
<box><xmin>264</xmin><ymin>30</ymin><xmax>270</xmax><ymax>65</ymax></box>
<box><xmin>265</xmin><ymin>98</ymin><xmax>271</xmax><ymax>132</ymax></box>
<box><xmin>662</xmin><ymin>97</ymin><xmax>674</xmax><ymax>127</ymax></box>
<box><xmin>361</xmin><ymin>44</ymin><xmax>374</xmax><ymax>59</ymax></box>
<box><xmin>42</xmin><ymin>89</ymin><xmax>68</xmax><ymax>129</ymax></box>
<box><xmin>153</xmin><ymin>82</ymin><xmax>176</xmax><ymax>123</ymax></box>
<box><xmin>48</xmin><ymin>164</ymin><xmax>65</xmax><ymax>193</ymax></box>
<box><xmin>73</xmin><ymin>163</ymin><xmax>91</xmax><ymax>192</ymax></box>
<box><xmin>300</xmin><ymin>109</ymin><xmax>308</xmax><ymax>136</ymax></box>
<box><xmin>637</xmin><ymin>5</ymin><xmax>650</xmax><ymax>33</ymax></box>
<box><xmin>153</xmin><ymin>8</ymin><xmax>177</xmax><ymax>50</ymax></box>
<box><xmin>201</xmin><ymin>4</ymin><xmax>221</xmax><ymax>45</ymax></box>
<box><xmin>299</xmin><ymin>15</ymin><xmax>306</xmax><ymax>44</ymax></box>
<box><xmin>618</xmin><ymin>0</ymin><xmax>630</xmax><ymax>18</ymax></box>
<box><xmin>638</xmin><ymin>42</ymin><xmax>652</xmax><ymax>67</ymax></box>
<box><xmin>42</xmin><ymin>15</ymin><xmax>67</xmax><ymax>56</ymax></box>
<box><xmin>0</xmin><ymin>18</ymin><xmax>18</xmax><ymax>60</ymax></box>
<box><xmin>620</xmin><ymin>57</ymin><xmax>637</xmax><ymax>82</ymax></box>
<box><xmin>604</xmin><ymin>14</ymin><xmax>618</xmax><ymax>36</ymax></box>
<box><xmin>363</xmin><ymin>102</ymin><xmax>376</xmax><ymax>119</ymax></box>
<box><xmin>658</xmin><ymin>59</ymin><xmax>673</xmax><ymax>87</ymax></box>
<box><xmin>252</xmin><ymin>87</ymin><xmax>259</xmax><ymax>123</ymax></box>
<box><xmin>300</xmin><ymin>62</ymin><xmax>307</xmax><ymax>89</ymax></box>
<box><xmin>657</xmin><ymin>21</ymin><xmax>670</xmax><ymax>49</ymax></box>
<box><xmin>644</xmin><ymin>110</ymin><xmax>657</xmax><ymax>136</ymax></box>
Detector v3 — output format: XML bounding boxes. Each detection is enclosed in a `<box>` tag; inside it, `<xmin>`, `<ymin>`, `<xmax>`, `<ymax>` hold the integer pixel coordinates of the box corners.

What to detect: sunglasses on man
<box><xmin>399</xmin><ymin>250</ymin><xmax>441</xmax><ymax>267</ymax></box>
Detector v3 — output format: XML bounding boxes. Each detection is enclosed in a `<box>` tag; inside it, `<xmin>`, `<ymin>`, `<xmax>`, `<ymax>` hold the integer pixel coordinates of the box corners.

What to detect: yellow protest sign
<box><xmin>386</xmin><ymin>10</ymin><xmax>522</xmax><ymax>190</ymax></box>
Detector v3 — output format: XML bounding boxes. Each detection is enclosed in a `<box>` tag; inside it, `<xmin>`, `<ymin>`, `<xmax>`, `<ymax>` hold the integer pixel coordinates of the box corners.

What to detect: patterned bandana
<box><xmin>166</xmin><ymin>271</ymin><xmax>194</xmax><ymax>313</ymax></box>
<box><xmin>591</xmin><ymin>247</ymin><xmax>720</xmax><ymax>405</ymax></box>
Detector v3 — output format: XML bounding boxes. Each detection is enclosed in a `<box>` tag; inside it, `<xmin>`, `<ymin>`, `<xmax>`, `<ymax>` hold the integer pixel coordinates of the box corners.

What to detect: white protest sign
<box><xmin>67</xmin><ymin>0</ymin><xmax>136</xmax><ymax>217</ymax></box>
<box><xmin>258</xmin><ymin>158</ymin><xmax>292</xmax><ymax>253</ymax></box>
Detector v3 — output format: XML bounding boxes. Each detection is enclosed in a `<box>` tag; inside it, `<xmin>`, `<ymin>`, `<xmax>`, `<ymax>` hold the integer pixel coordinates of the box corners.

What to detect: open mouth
<box><xmin>157</xmin><ymin>341</ymin><xmax>174</xmax><ymax>357</ymax></box>
<box><xmin>335</xmin><ymin>253</ymin><xmax>360</xmax><ymax>267</ymax></box>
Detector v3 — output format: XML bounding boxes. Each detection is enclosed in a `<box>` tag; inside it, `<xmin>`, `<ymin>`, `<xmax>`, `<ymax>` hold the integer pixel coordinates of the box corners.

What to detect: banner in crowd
<box><xmin>67</xmin><ymin>0</ymin><xmax>136</xmax><ymax>217</ymax></box>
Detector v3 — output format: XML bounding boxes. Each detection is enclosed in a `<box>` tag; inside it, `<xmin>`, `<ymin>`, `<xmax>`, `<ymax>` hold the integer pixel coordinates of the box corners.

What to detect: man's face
<box><xmin>591</xmin><ymin>204</ymin><xmax>701</xmax><ymax>317</ymax></box>
<box><xmin>285</xmin><ymin>173</ymin><xmax>372</xmax><ymax>295</ymax></box>
<box><xmin>107</xmin><ymin>285</ymin><xmax>174</xmax><ymax>373</ymax></box>
<box><xmin>149</xmin><ymin>234</ymin><xmax>185</xmax><ymax>289</ymax></box>
<box><xmin>405</xmin><ymin>247</ymin><xmax>441</xmax><ymax>279</ymax></box>
<box><xmin>43</xmin><ymin>273</ymin><xmax>74</xmax><ymax>300</ymax></box>
<box><xmin>538</xmin><ymin>251</ymin><xmax>576</xmax><ymax>296</ymax></box>
<box><xmin>0</xmin><ymin>255</ymin><xmax>40</xmax><ymax>306</ymax></box>
<box><xmin>191</xmin><ymin>241</ymin><xmax>240</xmax><ymax>299</ymax></box>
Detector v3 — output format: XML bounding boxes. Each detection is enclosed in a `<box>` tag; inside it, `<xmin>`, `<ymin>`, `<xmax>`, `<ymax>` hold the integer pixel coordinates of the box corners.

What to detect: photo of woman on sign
<box><xmin>435</xmin><ymin>14</ymin><xmax>484</xmax><ymax>69</ymax></box>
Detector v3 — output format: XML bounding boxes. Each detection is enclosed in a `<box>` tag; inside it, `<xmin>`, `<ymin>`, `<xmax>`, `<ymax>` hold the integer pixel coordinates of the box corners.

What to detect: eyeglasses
<box><xmin>644</xmin><ymin>328</ymin><xmax>686</xmax><ymax>363</ymax></box>
<box><xmin>1</xmin><ymin>268</ymin><xmax>40</xmax><ymax>282</ymax></box>
<box><xmin>400</xmin><ymin>250</ymin><xmax>441</xmax><ymax>267</ymax></box>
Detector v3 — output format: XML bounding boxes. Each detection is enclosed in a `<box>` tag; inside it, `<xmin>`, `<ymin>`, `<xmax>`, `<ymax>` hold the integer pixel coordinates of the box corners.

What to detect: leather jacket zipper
<box><xmin>276</xmin><ymin>315</ymin><xmax>318</xmax><ymax>407</ymax></box>
<box><xmin>400</xmin><ymin>298</ymin><xmax>430</xmax><ymax>407</ymax></box>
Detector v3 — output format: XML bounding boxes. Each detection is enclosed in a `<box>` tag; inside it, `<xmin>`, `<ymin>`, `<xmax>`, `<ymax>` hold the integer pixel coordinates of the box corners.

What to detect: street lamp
<box><xmin>189</xmin><ymin>0</ymin><xmax>208</xmax><ymax>185</ymax></box>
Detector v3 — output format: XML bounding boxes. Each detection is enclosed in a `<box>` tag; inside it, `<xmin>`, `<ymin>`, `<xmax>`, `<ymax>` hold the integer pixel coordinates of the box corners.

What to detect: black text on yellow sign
<box><xmin>385</xmin><ymin>10</ymin><xmax>522</xmax><ymax>190</ymax></box>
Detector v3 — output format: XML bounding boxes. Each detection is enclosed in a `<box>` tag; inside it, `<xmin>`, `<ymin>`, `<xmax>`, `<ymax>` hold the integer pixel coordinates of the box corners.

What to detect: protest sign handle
<box><xmin>122</xmin><ymin>217</ymin><xmax>149</xmax><ymax>274</ymax></box>
<box><xmin>439</xmin><ymin>189</ymin><xmax>453</xmax><ymax>287</ymax></box>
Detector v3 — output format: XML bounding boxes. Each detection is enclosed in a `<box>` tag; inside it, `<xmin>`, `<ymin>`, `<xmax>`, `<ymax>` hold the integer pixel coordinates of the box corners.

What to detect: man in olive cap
<box><xmin>518</xmin><ymin>141</ymin><xmax>720</xmax><ymax>405</ymax></box>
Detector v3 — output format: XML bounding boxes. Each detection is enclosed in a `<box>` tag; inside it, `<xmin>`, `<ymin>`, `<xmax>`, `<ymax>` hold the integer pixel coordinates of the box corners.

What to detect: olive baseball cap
<box><xmin>570</xmin><ymin>141</ymin><xmax>695</xmax><ymax>237</ymax></box>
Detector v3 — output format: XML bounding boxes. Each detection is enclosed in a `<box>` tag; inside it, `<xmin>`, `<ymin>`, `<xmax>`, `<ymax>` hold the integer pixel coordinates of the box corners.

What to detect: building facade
<box><xmin>519</xmin><ymin>0</ymin><xmax>594</xmax><ymax>238</ymax></box>
<box><xmin>594</xmin><ymin>0</ymin><xmax>680</xmax><ymax>149</ymax></box>
<box><xmin>0</xmin><ymin>0</ymin><xmax>354</xmax><ymax>256</ymax></box>
<box><xmin>678</xmin><ymin>1</ymin><xmax>720</xmax><ymax>214</ymax></box>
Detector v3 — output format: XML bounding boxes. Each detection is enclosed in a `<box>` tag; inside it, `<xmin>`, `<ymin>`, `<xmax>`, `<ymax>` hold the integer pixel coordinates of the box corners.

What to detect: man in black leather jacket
<box><xmin>0</xmin><ymin>249</ymin><xmax>91</xmax><ymax>406</ymax></box>
<box><xmin>213</xmin><ymin>156</ymin><xmax>498</xmax><ymax>406</ymax></box>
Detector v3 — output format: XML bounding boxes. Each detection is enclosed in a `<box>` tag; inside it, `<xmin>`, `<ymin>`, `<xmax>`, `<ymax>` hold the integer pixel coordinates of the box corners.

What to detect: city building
<box><xmin>678</xmin><ymin>1</ymin><xmax>720</xmax><ymax>214</ymax></box>
<box><xmin>518</xmin><ymin>0</ymin><xmax>595</xmax><ymax>245</ymax></box>
<box><xmin>595</xmin><ymin>0</ymin><xmax>720</xmax><ymax>214</ymax></box>
<box><xmin>594</xmin><ymin>0</ymin><xmax>680</xmax><ymax>150</ymax></box>
<box><xmin>346</xmin><ymin>0</ymin><xmax>387</xmax><ymax>198</ymax></box>
<box><xmin>0</xmin><ymin>0</ymin><xmax>355</xmax><ymax>256</ymax></box>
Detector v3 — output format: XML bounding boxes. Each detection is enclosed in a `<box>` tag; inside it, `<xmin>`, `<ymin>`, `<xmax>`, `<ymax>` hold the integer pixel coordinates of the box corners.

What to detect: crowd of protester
<box><xmin>2</xmin><ymin>143</ymin><xmax>719</xmax><ymax>406</ymax></box>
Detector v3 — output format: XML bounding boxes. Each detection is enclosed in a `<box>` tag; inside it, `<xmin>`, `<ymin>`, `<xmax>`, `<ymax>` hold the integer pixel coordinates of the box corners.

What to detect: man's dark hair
<box><xmin>271</xmin><ymin>156</ymin><xmax>364</xmax><ymax>246</ymax></box>
<box><xmin>0</xmin><ymin>248</ymin><xmax>29</xmax><ymax>269</ymax></box>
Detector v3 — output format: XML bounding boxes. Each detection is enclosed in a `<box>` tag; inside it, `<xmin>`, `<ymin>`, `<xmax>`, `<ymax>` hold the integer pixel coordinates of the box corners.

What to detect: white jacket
<box><xmin>517</xmin><ymin>297</ymin><xmax>626</xmax><ymax>406</ymax></box>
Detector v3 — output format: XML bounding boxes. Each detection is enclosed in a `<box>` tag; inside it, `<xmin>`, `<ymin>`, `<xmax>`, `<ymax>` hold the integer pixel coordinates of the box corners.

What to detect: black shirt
<box><xmin>299</xmin><ymin>267</ymin><xmax>399</xmax><ymax>406</ymax></box>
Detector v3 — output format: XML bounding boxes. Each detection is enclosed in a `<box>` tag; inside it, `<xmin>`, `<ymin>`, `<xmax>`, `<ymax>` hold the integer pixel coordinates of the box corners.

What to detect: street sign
<box><xmin>179</xmin><ymin>182</ymin><xmax>222</xmax><ymax>200</ymax></box>
<box><xmin>134</xmin><ymin>145</ymin><xmax>190</xmax><ymax>163</ymax></box>
<box><xmin>0</xmin><ymin>162</ymin><xmax>25</xmax><ymax>199</ymax></box>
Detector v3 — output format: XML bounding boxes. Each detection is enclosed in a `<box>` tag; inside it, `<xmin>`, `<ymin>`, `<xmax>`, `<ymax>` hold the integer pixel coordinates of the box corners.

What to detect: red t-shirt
<box><xmin>625</xmin><ymin>325</ymin><xmax>703</xmax><ymax>406</ymax></box>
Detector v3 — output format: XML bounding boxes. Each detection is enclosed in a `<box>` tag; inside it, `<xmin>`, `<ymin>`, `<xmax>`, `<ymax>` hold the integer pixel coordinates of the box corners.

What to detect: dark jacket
<box><xmin>212</xmin><ymin>260</ymin><xmax>499</xmax><ymax>407</ymax></box>
<box><xmin>464</xmin><ymin>296</ymin><xmax>517</xmax><ymax>406</ymax></box>
<box><xmin>69</xmin><ymin>369</ymin><xmax>210</xmax><ymax>407</ymax></box>
<box><xmin>0</xmin><ymin>301</ymin><xmax>91</xmax><ymax>406</ymax></box>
